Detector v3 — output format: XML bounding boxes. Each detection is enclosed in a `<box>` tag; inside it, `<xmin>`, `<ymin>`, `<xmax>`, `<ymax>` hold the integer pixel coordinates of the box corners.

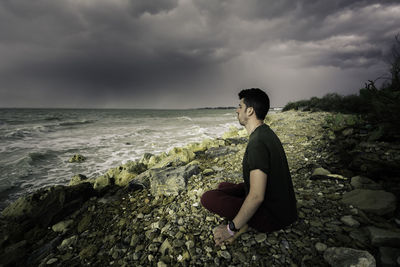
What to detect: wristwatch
<box><xmin>228</xmin><ymin>220</ymin><xmax>238</xmax><ymax>232</ymax></box>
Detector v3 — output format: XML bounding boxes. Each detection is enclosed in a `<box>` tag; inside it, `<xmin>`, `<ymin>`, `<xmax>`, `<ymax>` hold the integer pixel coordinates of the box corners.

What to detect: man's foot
<box><xmin>225</xmin><ymin>224</ymin><xmax>249</xmax><ymax>244</ymax></box>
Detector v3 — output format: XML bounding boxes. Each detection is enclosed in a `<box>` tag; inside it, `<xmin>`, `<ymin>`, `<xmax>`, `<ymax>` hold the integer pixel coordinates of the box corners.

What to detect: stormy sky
<box><xmin>1</xmin><ymin>0</ymin><xmax>399</xmax><ymax>109</ymax></box>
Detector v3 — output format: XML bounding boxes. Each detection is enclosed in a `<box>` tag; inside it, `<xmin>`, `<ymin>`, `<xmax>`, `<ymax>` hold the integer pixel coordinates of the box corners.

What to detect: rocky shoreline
<box><xmin>1</xmin><ymin>110</ymin><xmax>399</xmax><ymax>266</ymax></box>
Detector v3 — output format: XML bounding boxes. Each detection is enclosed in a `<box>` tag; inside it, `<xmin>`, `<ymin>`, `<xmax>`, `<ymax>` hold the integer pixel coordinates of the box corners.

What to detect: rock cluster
<box><xmin>0</xmin><ymin>110</ymin><xmax>399</xmax><ymax>266</ymax></box>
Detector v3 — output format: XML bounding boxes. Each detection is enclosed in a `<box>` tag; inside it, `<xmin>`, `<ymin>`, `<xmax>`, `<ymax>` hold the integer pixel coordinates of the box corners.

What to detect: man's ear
<box><xmin>246</xmin><ymin>107</ymin><xmax>254</xmax><ymax>116</ymax></box>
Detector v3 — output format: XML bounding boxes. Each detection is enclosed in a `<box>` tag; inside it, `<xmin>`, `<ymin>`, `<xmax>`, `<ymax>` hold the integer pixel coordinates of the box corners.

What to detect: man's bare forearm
<box><xmin>232</xmin><ymin>194</ymin><xmax>263</xmax><ymax>229</ymax></box>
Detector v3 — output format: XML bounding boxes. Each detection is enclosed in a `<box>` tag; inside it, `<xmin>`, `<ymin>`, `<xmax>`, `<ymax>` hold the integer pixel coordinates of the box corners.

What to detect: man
<box><xmin>201</xmin><ymin>88</ymin><xmax>297</xmax><ymax>246</ymax></box>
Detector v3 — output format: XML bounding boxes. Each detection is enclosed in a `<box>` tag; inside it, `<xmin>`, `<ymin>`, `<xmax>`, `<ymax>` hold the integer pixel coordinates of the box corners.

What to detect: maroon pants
<box><xmin>201</xmin><ymin>182</ymin><xmax>279</xmax><ymax>233</ymax></box>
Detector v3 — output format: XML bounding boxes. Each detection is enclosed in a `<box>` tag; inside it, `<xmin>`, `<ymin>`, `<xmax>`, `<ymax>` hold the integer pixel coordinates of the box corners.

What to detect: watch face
<box><xmin>229</xmin><ymin>221</ymin><xmax>235</xmax><ymax>231</ymax></box>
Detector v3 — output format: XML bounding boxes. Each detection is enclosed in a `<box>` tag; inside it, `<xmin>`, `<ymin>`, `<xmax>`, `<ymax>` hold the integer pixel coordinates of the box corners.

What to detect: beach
<box><xmin>1</xmin><ymin>110</ymin><xmax>399</xmax><ymax>266</ymax></box>
<box><xmin>0</xmin><ymin>108</ymin><xmax>238</xmax><ymax>210</ymax></box>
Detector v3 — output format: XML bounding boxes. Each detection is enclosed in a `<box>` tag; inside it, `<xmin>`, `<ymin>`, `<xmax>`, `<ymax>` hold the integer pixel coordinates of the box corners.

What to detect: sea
<box><xmin>0</xmin><ymin>108</ymin><xmax>240</xmax><ymax>210</ymax></box>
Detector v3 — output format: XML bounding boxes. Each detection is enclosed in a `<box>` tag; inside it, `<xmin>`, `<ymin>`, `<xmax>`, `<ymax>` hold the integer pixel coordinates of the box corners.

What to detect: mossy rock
<box><xmin>77</xmin><ymin>214</ymin><xmax>92</xmax><ymax>233</ymax></box>
<box><xmin>69</xmin><ymin>154</ymin><xmax>86</xmax><ymax>163</ymax></box>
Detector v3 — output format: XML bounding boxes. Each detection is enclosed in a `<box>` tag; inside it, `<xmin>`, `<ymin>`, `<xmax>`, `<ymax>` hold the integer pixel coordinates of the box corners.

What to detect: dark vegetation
<box><xmin>283</xmin><ymin>35</ymin><xmax>400</xmax><ymax>141</ymax></box>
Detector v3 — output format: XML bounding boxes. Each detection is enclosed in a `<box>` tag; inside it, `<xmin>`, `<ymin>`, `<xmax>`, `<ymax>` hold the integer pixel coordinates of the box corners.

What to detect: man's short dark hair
<box><xmin>238</xmin><ymin>88</ymin><xmax>270</xmax><ymax>120</ymax></box>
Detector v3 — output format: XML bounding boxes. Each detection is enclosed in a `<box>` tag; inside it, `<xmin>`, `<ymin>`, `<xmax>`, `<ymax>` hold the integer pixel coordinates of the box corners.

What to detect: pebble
<box><xmin>315</xmin><ymin>242</ymin><xmax>328</xmax><ymax>252</ymax></box>
<box><xmin>206</xmin><ymin>216</ymin><xmax>214</xmax><ymax>222</ymax></box>
<box><xmin>46</xmin><ymin>258</ymin><xmax>58</xmax><ymax>265</ymax></box>
<box><xmin>185</xmin><ymin>240</ymin><xmax>194</xmax><ymax>249</ymax></box>
<box><xmin>255</xmin><ymin>233</ymin><xmax>267</xmax><ymax>243</ymax></box>
<box><xmin>219</xmin><ymin>251</ymin><xmax>231</xmax><ymax>260</ymax></box>
<box><xmin>340</xmin><ymin>215</ymin><xmax>360</xmax><ymax>227</ymax></box>
<box><xmin>241</xmin><ymin>233</ymin><xmax>251</xmax><ymax>240</ymax></box>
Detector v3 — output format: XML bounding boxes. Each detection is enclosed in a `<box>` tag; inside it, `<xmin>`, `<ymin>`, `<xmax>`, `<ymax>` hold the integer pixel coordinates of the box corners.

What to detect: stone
<box><xmin>315</xmin><ymin>242</ymin><xmax>328</xmax><ymax>252</ymax></box>
<box><xmin>130</xmin><ymin>234</ymin><xmax>140</xmax><ymax>247</ymax></box>
<box><xmin>185</xmin><ymin>240</ymin><xmax>195</xmax><ymax>250</ymax></box>
<box><xmin>340</xmin><ymin>215</ymin><xmax>360</xmax><ymax>228</ymax></box>
<box><xmin>219</xmin><ymin>250</ymin><xmax>231</xmax><ymax>260</ymax></box>
<box><xmin>148</xmin><ymin>243</ymin><xmax>159</xmax><ymax>253</ymax></box>
<box><xmin>351</xmin><ymin>176</ymin><xmax>382</xmax><ymax>190</ymax></box>
<box><xmin>46</xmin><ymin>258</ymin><xmax>58</xmax><ymax>264</ymax></box>
<box><xmin>159</xmin><ymin>239</ymin><xmax>172</xmax><ymax>256</ymax></box>
<box><xmin>69</xmin><ymin>154</ymin><xmax>86</xmax><ymax>163</ymax></box>
<box><xmin>79</xmin><ymin>244</ymin><xmax>98</xmax><ymax>260</ymax></box>
<box><xmin>342</xmin><ymin>128</ymin><xmax>354</xmax><ymax>136</ymax></box>
<box><xmin>52</xmin><ymin>219</ymin><xmax>74</xmax><ymax>233</ymax></box>
<box><xmin>93</xmin><ymin>175</ymin><xmax>113</xmax><ymax>191</ymax></box>
<box><xmin>202</xmin><ymin>169</ymin><xmax>214</xmax><ymax>176</ymax></box>
<box><xmin>106</xmin><ymin>161</ymin><xmax>147</xmax><ymax>186</ymax></box>
<box><xmin>326</xmin><ymin>174</ymin><xmax>348</xmax><ymax>180</ymax></box>
<box><xmin>139</xmin><ymin>153</ymin><xmax>154</xmax><ymax>166</ymax></box>
<box><xmin>366</xmin><ymin>227</ymin><xmax>400</xmax><ymax>247</ymax></box>
<box><xmin>58</xmin><ymin>236</ymin><xmax>78</xmax><ymax>251</ymax></box>
<box><xmin>178</xmin><ymin>250</ymin><xmax>190</xmax><ymax>262</ymax></box>
<box><xmin>1</xmin><ymin>183</ymin><xmax>95</xmax><ymax>227</ymax></box>
<box><xmin>222</xmin><ymin>126</ymin><xmax>239</xmax><ymax>139</ymax></box>
<box><xmin>341</xmin><ymin>189</ymin><xmax>397</xmax><ymax>216</ymax></box>
<box><xmin>148</xmin><ymin>165</ymin><xmax>200</xmax><ymax>196</ymax></box>
<box><xmin>311</xmin><ymin>167</ymin><xmax>331</xmax><ymax>177</ymax></box>
<box><xmin>0</xmin><ymin>240</ymin><xmax>27</xmax><ymax>266</ymax></box>
<box><xmin>255</xmin><ymin>233</ymin><xmax>267</xmax><ymax>243</ymax></box>
<box><xmin>205</xmin><ymin>146</ymin><xmax>238</xmax><ymax>158</ymax></box>
<box><xmin>323</xmin><ymin>247</ymin><xmax>376</xmax><ymax>267</ymax></box>
<box><xmin>69</xmin><ymin>174</ymin><xmax>89</xmax><ymax>186</ymax></box>
<box><xmin>77</xmin><ymin>214</ymin><xmax>92</xmax><ymax>233</ymax></box>
<box><xmin>379</xmin><ymin>247</ymin><xmax>400</xmax><ymax>267</ymax></box>
<box><xmin>157</xmin><ymin>261</ymin><xmax>168</xmax><ymax>267</ymax></box>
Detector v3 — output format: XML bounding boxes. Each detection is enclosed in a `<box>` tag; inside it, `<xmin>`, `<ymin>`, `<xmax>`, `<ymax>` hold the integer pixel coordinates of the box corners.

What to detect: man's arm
<box><xmin>213</xmin><ymin>169</ymin><xmax>267</xmax><ymax>245</ymax></box>
<box><xmin>232</xmin><ymin>169</ymin><xmax>267</xmax><ymax>229</ymax></box>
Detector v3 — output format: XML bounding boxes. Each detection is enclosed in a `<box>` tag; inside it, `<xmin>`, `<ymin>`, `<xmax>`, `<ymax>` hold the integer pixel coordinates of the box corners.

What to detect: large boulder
<box><xmin>1</xmin><ymin>183</ymin><xmax>95</xmax><ymax>227</ymax></box>
<box><xmin>379</xmin><ymin>247</ymin><xmax>400</xmax><ymax>267</ymax></box>
<box><xmin>366</xmin><ymin>227</ymin><xmax>400</xmax><ymax>247</ymax></box>
<box><xmin>205</xmin><ymin>146</ymin><xmax>238</xmax><ymax>158</ymax></box>
<box><xmin>341</xmin><ymin>189</ymin><xmax>396</xmax><ymax>216</ymax></box>
<box><xmin>147</xmin><ymin>147</ymin><xmax>196</xmax><ymax>169</ymax></box>
<box><xmin>69</xmin><ymin>174</ymin><xmax>92</xmax><ymax>186</ymax></box>
<box><xmin>222</xmin><ymin>126</ymin><xmax>240</xmax><ymax>139</ymax></box>
<box><xmin>92</xmin><ymin>160</ymin><xmax>148</xmax><ymax>190</ymax></box>
<box><xmin>106</xmin><ymin>161</ymin><xmax>147</xmax><ymax>186</ymax></box>
<box><xmin>93</xmin><ymin>175</ymin><xmax>114</xmax><ymax>191</ymax></box>
<box><xmin>147</xmin><ymin>165</ymin><xmax>200</xmax><ymax>196</ymax></box>
<box><xmin>323</xmin><ymin>247</ymin><xmax>376</xmax><ymax>267</ymax></box>
<box><xmin>351</xmin><ymin>176</ymin><xmax>382</xmax><ymax>190</ymax></box>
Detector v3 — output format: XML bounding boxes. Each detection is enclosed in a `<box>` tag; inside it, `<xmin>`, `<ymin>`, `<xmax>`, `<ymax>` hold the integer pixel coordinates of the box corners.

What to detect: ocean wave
<box><xmin>177</xmin><ymin>116</ymin><xmax>193</xmax><ymax>121</ymax></box>
<box><xmin>44</xmin><ymin>116</ymin><xmax>61</xmax><ymax>121</ymax></box>
<box><xmin>28</xmin><ymin>151</ymin><xmax>55</xmax><ymax>163</ymax></box>
<box><xmin>136</xmin><ymin>128</ymin><xmax>157</xmax><ymax>134</ymax></box>
<box><xmin>59</xmin><ymin>120</ymin><xmax>95</xmax><ymax>127</ymax></box>
<box><xmin>4</xmin><ymin>128</ymin><xmax>32</xmax><ymax>139</ymax></box>
<box><xmin>3</xmin><ymin>125</ymin><xmax>55</xmax><ymax>140</ymax></box>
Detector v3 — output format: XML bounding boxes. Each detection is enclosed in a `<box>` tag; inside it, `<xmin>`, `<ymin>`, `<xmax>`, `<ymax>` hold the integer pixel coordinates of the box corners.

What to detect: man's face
<box><xmin>236</xmin><ymin>98</ymin><xmax>248</xmax><ymax>126</ymax></box>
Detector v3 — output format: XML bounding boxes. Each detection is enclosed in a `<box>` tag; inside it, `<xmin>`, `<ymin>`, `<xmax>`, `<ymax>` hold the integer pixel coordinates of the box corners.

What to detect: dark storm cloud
<box><xmin>0</xmin><ymin>0</ymin><xmax>399</xmax><ymax>108</ymax></box>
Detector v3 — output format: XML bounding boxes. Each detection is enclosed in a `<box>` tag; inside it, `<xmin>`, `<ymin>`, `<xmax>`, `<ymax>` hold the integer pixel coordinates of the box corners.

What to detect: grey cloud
<box><xmin>0</xmin><ymin>0</ymin><xmax>399</xmax><ymax>108</ymax></box>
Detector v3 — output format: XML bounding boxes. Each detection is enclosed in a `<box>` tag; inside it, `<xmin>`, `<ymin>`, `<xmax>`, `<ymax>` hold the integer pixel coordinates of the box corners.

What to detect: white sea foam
<box><xmin>0</xmin><ymin>108</ymin><xmax>238</xmax><ymax>209</ymax></box>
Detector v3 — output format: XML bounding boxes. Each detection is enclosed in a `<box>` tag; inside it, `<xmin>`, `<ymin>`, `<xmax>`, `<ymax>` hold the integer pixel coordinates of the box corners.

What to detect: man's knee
<box><xmin>200</xmin><ymin>190</ymin><xmax>214</xmax><ymax>209</ymax></box>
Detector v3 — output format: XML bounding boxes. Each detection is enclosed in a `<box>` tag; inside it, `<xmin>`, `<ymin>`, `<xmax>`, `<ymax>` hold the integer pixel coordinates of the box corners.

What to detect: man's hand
<box><xmin>213</xmin><ymin>224</ymin><xmax>233</xmax><ymax>246</ymax></box>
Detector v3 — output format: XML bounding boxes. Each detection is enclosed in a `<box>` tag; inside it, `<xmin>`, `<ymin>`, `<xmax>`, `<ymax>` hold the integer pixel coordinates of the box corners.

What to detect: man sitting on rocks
<box><xmin>201</xmin><ymin>88</ymin><xmax>298</xmax><ymax>246</ymax></box>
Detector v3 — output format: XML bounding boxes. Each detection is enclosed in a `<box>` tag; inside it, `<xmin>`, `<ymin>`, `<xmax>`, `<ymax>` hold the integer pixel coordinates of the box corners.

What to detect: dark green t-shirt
<box><xmin>242</xmin><ymin>124</ymin><xmax>297</xmax><ymax>227</ymax></box>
